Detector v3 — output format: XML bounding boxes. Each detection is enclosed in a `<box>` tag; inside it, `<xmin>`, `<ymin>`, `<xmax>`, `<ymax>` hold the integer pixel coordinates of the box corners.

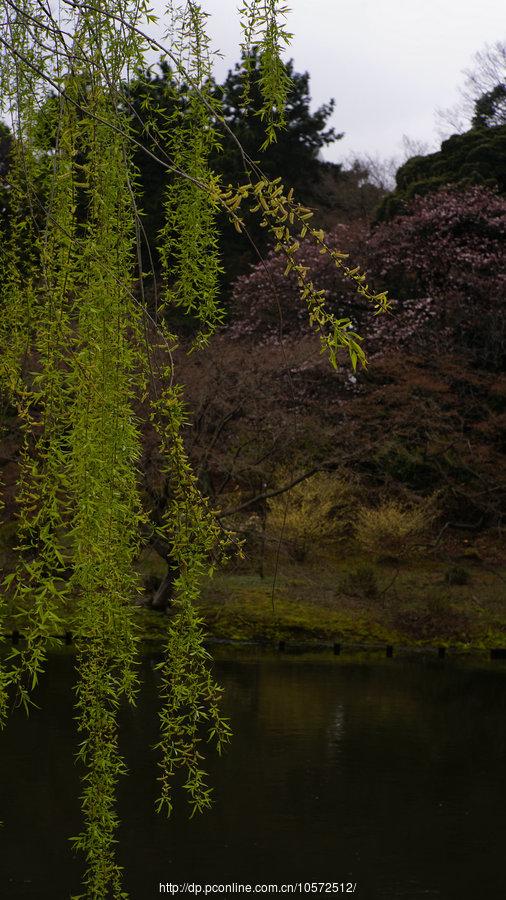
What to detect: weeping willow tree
<box><xmin>0</xmin><ymin>1</ymin><xmax>389</xmax><ymax>897</ymax></box>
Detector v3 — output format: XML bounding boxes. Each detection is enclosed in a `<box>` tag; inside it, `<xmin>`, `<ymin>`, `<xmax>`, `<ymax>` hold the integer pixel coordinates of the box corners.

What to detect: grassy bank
<box><xmin>1</xmin><ymin>520</ymin><xmax>505</xmax><ymax>650</ymax></box>
<box><xmin>136</xmin><ymin>542</ymin><xmax>506</xmax><ymax>650</ymax></box>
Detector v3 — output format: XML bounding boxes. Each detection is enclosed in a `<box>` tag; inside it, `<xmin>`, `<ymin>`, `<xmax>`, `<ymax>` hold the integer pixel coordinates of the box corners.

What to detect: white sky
<box><xmin>151</xmin><ymin>1</ymin><xmax>505</xmax><ymax>164</ymax></box>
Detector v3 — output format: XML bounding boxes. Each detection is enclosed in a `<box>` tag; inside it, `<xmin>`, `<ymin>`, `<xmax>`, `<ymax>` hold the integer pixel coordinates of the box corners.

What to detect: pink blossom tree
<box><xmin>231</xmin><ymin>185</ymin><xmax>506</xmax><ymax>370</ymax></box>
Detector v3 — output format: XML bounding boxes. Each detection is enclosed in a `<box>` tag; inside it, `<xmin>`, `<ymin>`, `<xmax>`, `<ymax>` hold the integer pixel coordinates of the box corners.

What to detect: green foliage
<box><xmin>238</xmin><ymin>1</ymin><xmax>294</xmax><ymax>148</ymax></box>
<box><xmin>214</xmin><ymin>48</ymin><xmax>341</xmax><ymax>182</ymax></box>
<box><xmin>157</xmin><ymin>5</ymin><xmax>224</xmax><ymax>347</ymax></box>
<box><xmin>127</xmin><ymin>49</ymin><xmax>343</xmax><ymax>287</ymax></box>
<box><xmin>210</xmin><ymin>47</ymin><xmax>343</xmax><ymax>288</ymax></box>
<box><xmin>150</xmin><ymin>377</ymin><xmax>232</xmax><ymax>814</ymax></box>
<box><xmin>472</xmin><ymin>83</ymin><xmax>506</xmax><ymax>128</ymax></box>
<box><xmin>354</xmin><ymin>498</ymin><xmax>437</xmax><ymax>561</ymax></box>
<box><xmin>0</xmin><ymin>121</ymin><xmax>12</xmax><ymax>218</ymax></box>
<box><xmin>376</xmin><ymin>124</ymin><xmax>506</xmax><ymax>222</ymax></box>
<box><xmin>0</xmin><ymin>2</ymin><xmax>387</xmax><ymax>896</ymax></box>
<box><xmin>69</xmin><ymin>92</ymin><xmax>146</xmax><ymax>895</ymax></box>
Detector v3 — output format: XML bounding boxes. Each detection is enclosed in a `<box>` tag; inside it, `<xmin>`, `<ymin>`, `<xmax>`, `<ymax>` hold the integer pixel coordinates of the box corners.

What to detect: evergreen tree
<box><xmin>211</xmin><ymin>49</ymin><xmax>344</xmax><ymax>288</ymax></box>
<box><xmin>376</xmin><ymin>124</ymin><xmax>506</xmax><ymax>222</ymax></box>
<box><xmin>128</xmin><ymin>51</ymin><xmax>345</xmax><ymax>289</ymax></box>
<box><xmin>472</xmin><ymin>82</ymin><xmax>506</xmax><ymax>128</ymax></box>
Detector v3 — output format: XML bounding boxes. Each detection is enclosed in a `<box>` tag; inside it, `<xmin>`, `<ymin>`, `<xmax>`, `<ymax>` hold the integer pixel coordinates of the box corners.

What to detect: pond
<box><xmin>1</xmin><ymin>649</ymin><xmax>505</xmax><ymax>899</ymax></box>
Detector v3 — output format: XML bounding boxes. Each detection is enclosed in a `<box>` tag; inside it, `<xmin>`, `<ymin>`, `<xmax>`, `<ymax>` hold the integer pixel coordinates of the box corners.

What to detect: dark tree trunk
<box><xmin>151</xmin><ymin>568</ymin><xmax>176</xmax><ymax>611</ymax></box>
<box><xmin>148</xmin><ymin>534</ymin><xmax>178</xmax><ymax>612</ymax></box>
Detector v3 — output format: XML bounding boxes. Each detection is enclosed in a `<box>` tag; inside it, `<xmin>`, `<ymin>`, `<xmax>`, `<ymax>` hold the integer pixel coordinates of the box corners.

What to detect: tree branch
<box><xmin>215</xmin><ymin>466</ymin><xmax>322</xmax><ymax>520</ymax></box>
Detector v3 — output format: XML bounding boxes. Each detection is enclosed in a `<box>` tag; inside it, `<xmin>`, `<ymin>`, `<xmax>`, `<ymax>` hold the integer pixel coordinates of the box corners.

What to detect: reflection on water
<box><xmin>1</xmin><ymin>650</ymin><xmax>505</xmax><ymax>899</ymax></box>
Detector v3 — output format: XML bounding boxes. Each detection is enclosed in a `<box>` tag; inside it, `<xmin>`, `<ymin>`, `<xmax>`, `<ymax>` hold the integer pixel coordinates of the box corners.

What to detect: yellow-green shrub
<box><xmin>354</xmin><ymin>497</ymin><xmax>437</xmax><ymax>560</ymax></box>
<box><xmin>268</xmin><ymin>470</ymin><xmax>356</xmax><ymax>561</ymax></box>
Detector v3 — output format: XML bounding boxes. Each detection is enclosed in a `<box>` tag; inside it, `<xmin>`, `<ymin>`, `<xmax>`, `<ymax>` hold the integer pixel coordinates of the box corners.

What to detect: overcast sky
<box><xmin>152</xmin><ymin>1</ymin><xmax>505</xmax><ymax>165</ymax></box>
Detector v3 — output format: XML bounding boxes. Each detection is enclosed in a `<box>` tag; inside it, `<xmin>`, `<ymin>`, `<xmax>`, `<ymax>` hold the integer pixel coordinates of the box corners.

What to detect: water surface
<box><xmin>1</xmin><ymin>650</ymin><xmax>505</xmax><ymax>899</ymax></box>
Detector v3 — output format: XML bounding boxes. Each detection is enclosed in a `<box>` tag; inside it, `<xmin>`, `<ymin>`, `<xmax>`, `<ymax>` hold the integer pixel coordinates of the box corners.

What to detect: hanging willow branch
<box><xmin>0</xmin><ymin>2</ymin><xmax>389</xmax><ymax>897</ymax></box>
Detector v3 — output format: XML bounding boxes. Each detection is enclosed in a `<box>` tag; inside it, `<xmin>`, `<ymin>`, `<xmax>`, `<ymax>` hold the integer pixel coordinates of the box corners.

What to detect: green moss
<box><xmin>190</xmin><ymin>551</ymin><xmax>506</xmax><ymax>649</ymax></box>
<box><xmin>2</xmin><ymin>544</ymin><xmax>505</xmax><ymax>650</ymax></box>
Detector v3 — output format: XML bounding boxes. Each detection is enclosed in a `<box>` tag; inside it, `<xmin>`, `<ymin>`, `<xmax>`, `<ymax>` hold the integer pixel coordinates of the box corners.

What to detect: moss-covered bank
<box><xmin>135</xmin><ymin>543</ymin><xmax>506</xmax><ymax>650</ymax></box>
<box><xmin>2</xmin><ymin>520</ymin><xmax>505</xmax><ymax>651</ymax></box>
